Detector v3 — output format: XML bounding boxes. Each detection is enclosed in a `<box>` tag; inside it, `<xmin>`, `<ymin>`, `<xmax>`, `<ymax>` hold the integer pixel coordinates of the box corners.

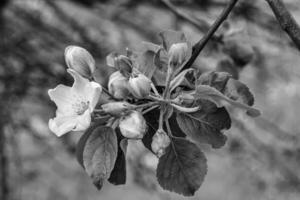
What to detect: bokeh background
<box><xmin>0</xmin><ymin>0</ymin><xmax>300</xmax><ymax>199</ymax></box>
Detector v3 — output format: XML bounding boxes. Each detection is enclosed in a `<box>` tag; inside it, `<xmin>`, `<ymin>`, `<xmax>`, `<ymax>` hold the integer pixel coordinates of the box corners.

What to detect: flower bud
<box><xmin>119</xmin><ymin>111</ymin><xmax>147</xmax><ymax>139</ymax></box>
<box><xmin>101</xmin><ymin>101</ymin><xmax>133</xmax><ymax>116</ymax></box>
<box><xmin>168</xmin><ymin>42</ymin><xmax>188</xmax><ymax>66</ymax></box>
<box><xmin>65</xmin><ymin>46</ymin><xmax>95</xmax><ymax>78</ymax></box>
<box><xmin>115</xmin><ymin>55</ymin><xmax>132</xmax><ymax>77</ymax></box>
<box><xmin>128</xmin><ymin>74</ymin><xmax>151</xmax><ymax>98</ymax></box>
<box><xmin>151</xmin><ymin>129</ymin><xmax>171</xmax><ymax>158</ymax></box>
<box><xmin>108</xmin><ymin>71</ymin><xmax>130</xmax><ymax>99</ymax></box>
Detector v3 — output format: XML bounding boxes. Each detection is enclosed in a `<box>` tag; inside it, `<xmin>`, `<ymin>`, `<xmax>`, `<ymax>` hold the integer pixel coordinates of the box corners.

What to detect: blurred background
<box><xmin>0</xmin><ymin>0</ymin><xmax>300</xmax><ymax>199</ymax></box>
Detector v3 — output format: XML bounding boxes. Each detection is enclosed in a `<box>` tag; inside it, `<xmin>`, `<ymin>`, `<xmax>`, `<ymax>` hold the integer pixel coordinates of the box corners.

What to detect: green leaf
<box><xmin>194</xmin><ymin>85</ymin><xmax>260</xmax><ymax>117</ymax></box>
<box><xmin>80</xmin><ymin>126</ymin><xmax>118</xmax><ymax>190</ymax></box>
<box><xmin>156</xmin><ymin>137</ymin><xmax>207</xmax><ymax>196</ymax></box>
<box><xmin>170</xmin><ymin>68</ymin><xmax>194</xmax><ymax>92</ymax></box>
<box><xmin>153</xmin><ymin>48</ymin><xmax>168</xmax><ymax>86</ymax></box>
<box><xmin>159</xmin><ymin>30</ymin><xmax>187</xmax><ymax>51</ymax></box>
<box><xmin>197</xmin><ymin>71</ymin><xmax>231</xmax><ymax>93</ymax></box>
<box><xmin>135</xmin><ymin>51</ymin><xmax>157</xmax><ymax>78</ymax></box>
<box><xmin>76</xmin><ymin>120</ymin><xmax>108</xmax><ymax>168</ymax></box>
<box><xmin>108</xmin><ymin>129</ymin><xmax>127</xmax><ymax>185</ymax></box>
<box><xmin>176</xmin><ymin>100</ymin><xmax>231</xmax><ymax>148</ymax></box>
<box><xmin>224</xmin><ymin>78</ymin><xmax>254</xmax><ymax>106</ymax></box>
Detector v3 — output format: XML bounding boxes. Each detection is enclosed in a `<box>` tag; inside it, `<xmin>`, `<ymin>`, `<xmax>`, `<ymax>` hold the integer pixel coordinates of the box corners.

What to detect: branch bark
<box><xmin>182</xmin><ymin>0</ymin><xmax>239</xmax><ymax>70</ymax></box>
<box><xmin>265</xmin><ymin>0</ymin><xmax>300</xmax><ymax>50</ymax></box>
<box><xmin>160</xmin><ymin>0</ymin><xmax>210</xmax><ymax>32</ymax></box>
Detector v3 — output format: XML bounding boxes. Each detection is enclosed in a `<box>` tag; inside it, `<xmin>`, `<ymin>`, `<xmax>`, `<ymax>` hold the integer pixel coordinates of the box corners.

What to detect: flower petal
<box><xmin>48</xmin><ymin>85</ymin><xmax>75</xmax><ymax>115</ymax></box>
<box><xmin>49</xmin><ymin>109</ymin><xmax>91</xmax><ymax>137</ymax></box>
<box><xmin>49</xmin><ymin>116</ymin><xmax>77</xmax><ymax>137</ymax></box>
<box><xmin>86</xmin><ymin>81</ymin><xmax>102</xmax><ymax>110</ymax></box>
<box><xmin>67</xmin><ymin>69</ymin><xmax>90</xmax><ymax>93</ymax></box>
<box><xmin>67</xmin><ymin>69</ymin><xmax>102</xmax><ymax>110</ymax></box>
<box><xmin>75</xmin><ymin>109</ymin><xmax>91</xmax><ymax>131</ymax></box>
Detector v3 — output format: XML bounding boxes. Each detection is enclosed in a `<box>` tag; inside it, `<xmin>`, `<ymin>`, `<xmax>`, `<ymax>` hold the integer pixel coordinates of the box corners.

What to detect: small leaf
<box><xmin>152</xmin><ymin>48</ymin><xmax>168</xmax><ymax>86</ymax></box>
<box><xmin>106</xmin><ymin>52</ymin><xmax>118</xmax><ymax>68</ymax></box>
<box><xmin>156</xmin><ymin>137</ymin><xmax>207</xmax><ymax>196</ymax></box>
<box><xmin>81</xmin><ymin>126</ymin><xmax>118</xmax><ymax>189</ymax></box>
<box><xmin>195</xmin><ymin>85</ymin><xmax>260</xmax><ymax>117</ymax></box>
<box><xmin>108</xmin><ymin>129</ymin><xmax>127</xmax><ymax>185</ymax></box>
<box><xmin>197</xmin><ymin>71</ymin><xmax>231</xmax><ymax>93</ymax></box>
<box><xmin>216</xmin><ymin>58</ymin><xmax>239</xmax><ymax>80</ymax></box>
<box><xmin>159</xmin><ymin>30</ymin><xmax>187</xmax><ymax>51</ymax></box>
<box><xmin>176</xmin><ymin>100</ymin><xmax>231</xmax><ymax>148</ymax></box>
<box><xmin>136</xmin><ymin>51</ymin><xmax>157</xmax><ymax>79</ymax></box>
<box><xmin>170</xmin><ymin>68</ymin><xmax>194</xmax><ymax>92</ymax></box>
<box><xmin>224</xmin><ymin>78</ymin><xmax>254</xmax><ymax>106</ymax></box>
<box><xmin>141</xmin><ymin>41</ymin><xmax>162</xmax><ymax>52</ymax></box>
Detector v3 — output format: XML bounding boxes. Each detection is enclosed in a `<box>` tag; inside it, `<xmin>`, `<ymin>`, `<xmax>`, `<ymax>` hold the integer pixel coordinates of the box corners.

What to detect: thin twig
<box><xmin>265</xmin><ymin>0</ymin><xmax>300</xmax><ymax>50</ymax></box>
<box><xmin>182</xmin><ymin>0</ymin><xmax>239</xmax><ymax>70</ymax></box>
<box><xmin>160</xmin><ymin>0</ymin><xmax>209</xmax><ymax>32</ymax></box>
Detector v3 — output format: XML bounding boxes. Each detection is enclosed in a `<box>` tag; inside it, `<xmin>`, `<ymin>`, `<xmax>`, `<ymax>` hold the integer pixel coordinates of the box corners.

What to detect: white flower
<box><xmin>48</xmin><ymin>69</ymin><xmax>102</xmax><ymax>137</ymax></box>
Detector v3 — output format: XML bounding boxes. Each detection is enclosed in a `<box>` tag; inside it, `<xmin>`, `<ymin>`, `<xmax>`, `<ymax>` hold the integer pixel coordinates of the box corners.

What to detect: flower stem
<box><xmin>158</xmin><ymin>107</ymin><xmax>164</xmax><ymax>130</ymax></box>
<box><xmin>142</xmin><ymin>105</ymin><xmax>159</xmax><ymax>114</ymax></box>
<box><xmin>165</xmin><ymin>119</ymin><xmax>173</xmax><ymax>137</ymax></box>
<box><xmin>162</xmin><ymin>66</ymin><xmax>173</xmax><ymax>99</ymax></box>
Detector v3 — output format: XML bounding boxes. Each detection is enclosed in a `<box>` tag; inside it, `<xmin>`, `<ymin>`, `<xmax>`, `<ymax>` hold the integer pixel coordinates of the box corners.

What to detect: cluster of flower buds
<box><xmin>107</xmin><ymin>53</ymin><xmax>152</xmax><ymax>99</ymax></box>
<box><xmin>151</xmin><ymin>129</ymin><xmax>171</xmax><ymax>157</ymax></box>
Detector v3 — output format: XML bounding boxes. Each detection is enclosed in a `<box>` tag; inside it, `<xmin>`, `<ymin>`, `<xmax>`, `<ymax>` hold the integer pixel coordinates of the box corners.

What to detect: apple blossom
<box><xmin>48</xmin><ymin>69</ymin><xmax>102</xmax><ymax>136</ymax></box>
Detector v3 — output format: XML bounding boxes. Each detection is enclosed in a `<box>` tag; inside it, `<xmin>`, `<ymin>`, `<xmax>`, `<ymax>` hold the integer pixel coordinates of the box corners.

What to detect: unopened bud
<box><xmin>119</xmin><ymin>111</ymin><xmax>147</xmax><ymax>139</ymax></box>
<box><xmin>101</xmin><ymin>101</ymin><xmax>133</xmax><ymax>116</ymax></box>
<box><xmin>151</xmin><ymin>129</ymin><xmax>171</xmax><ymax>157</ymax></box>
<box><xmin>115</xmin><ymin>55</ymin><xmax>132</xmax><ymax>77</ymax></box>
<box><xmin>65</xmin><ymin>46</ymin><xmax>95</xmax><ymax>78</ymax></box>
<box><xmin>108</xmin><ymin>71</ymin><xmax>130</xmax><ymax>99</ymax></box>
<box><xmin>128</xmin><ymin>74</ymin><xmax>151</xmax><ymax>98</ymax></box>
<box><xmin>168</xmin><ymin>42</ymin><xmax>188</xmax><ymax>66</ymax></box>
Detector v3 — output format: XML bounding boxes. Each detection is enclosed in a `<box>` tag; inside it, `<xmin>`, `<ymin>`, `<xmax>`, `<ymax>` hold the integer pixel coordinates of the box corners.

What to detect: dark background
<box><xmin>0</xmin><ymin>0</ymin><xmax>300</xmax><ymax>199</ymax></box>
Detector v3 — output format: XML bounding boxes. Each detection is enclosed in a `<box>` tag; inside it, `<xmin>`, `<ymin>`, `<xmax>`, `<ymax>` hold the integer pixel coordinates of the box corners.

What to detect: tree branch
<box><xmin>265</xmin><ymin>0</ymin><xmax>300</xmax><ymax>50</ymax></box>
<box><xmin>182</xmin><ymin>0</ymin><xmax>239</xmax><ymax>70</ymax></box>
<box><xmin>160</xmin><ymin>0</ymin><xmax>210</xmax><ymax>32</ymax></box>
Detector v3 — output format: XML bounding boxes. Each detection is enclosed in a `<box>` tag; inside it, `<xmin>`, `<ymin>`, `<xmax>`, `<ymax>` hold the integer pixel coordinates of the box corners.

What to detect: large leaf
<box><xmin>197</xmin><ymin>71</ymin><xmax>255</xmax><ymax>106</ymax></box>
<box><xmin>176</xmin><ymin>100</ymin><xmax>231</xmax><ymax>148</ymax></box>
<box><xmin>194</xmin><ymin>85</ymin><xmax>260</xmax><ymax>117</ymax></box>
<box><xmin>78</xmin><ymin>126</ymin><xmax>118</xmax><ymax>189</ymax></box>
<box><xmin>76</xmin><ymin>120</ymin><xmax>108</xmax><ymax>168</ymax></box>
<box><xmin>108</xmin><ymin>129</ymin><xmax>127</xmax><ymax>185</ymax></box>
<box><xmin>156</xmin><ymin>137</ymin><xmax>207</xmax><ymax>196</ymax></box>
